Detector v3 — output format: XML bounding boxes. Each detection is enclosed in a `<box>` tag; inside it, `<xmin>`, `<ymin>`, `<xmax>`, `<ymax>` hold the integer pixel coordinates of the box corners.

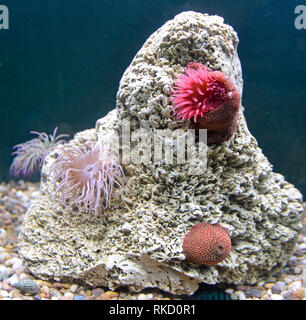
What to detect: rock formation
<box><xmin>18</xmin><ymin>11</ymin><xmax>303</xmax><ymax>295</ymax></box>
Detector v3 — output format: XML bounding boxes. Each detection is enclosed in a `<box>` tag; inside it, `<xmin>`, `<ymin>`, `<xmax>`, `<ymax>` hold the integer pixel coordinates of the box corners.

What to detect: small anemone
<box><xmin>50</xmin><ymin>139</ymin><xmax>124</xmax><ymax>215</ymax></box>
<box><xmin>10</xmin><ymin>127</ymin><xmax>69</xmax><ymax>178</ymax></box>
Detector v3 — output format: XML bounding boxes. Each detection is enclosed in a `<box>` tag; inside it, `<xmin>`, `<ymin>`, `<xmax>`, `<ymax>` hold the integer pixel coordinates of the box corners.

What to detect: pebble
<box><xmin>271</xmin><ymin>294</ymin><xmax>283</xmax><ymax>300</ymax></box>
<box><xmin>62</xmin><ymin>292</ymin><xmax>74</xmax><ymax>300</ymax></box>
<box><xmin>100</xmin><ymin>293</ymin><xmax>111</xmax><ymax>300</ymax></box>
<box><xmin>40</xmin><ymin>286</ymin><xmax>49</xmax><ymax>295</ymax></box>
<box><xmin>231</xmin><ymin>290</ymin><xmax>246</xmax><ymax>300</ymax></box>
<box><xmin>53</xmin><ymin>282</ymin><xmax>63</xmax><ymax>290</ymax></box>
<box><xmin>282</xmin><ymin>290</ymin><xmax>294</xmax><ymax>300</ymax></box>
<box><xmin>104</xmin><ymin>291</ymin><xmax>120</xmax><ymax>299</ymax></box>
<box><xmin>0</xmin><ymin>290</ymin><xmax>9</xmax><ymax>298</ymax></box>
<box><xmin>293</xmin><ymin>288</ymin><xmax>305</xmax><ymax>299</ymax></box>
<box><xmin>70</xmin><ymin>284</ymin><xmax>78</xmax><ymax>293</ymax></box>
<box><xmin>0</xmin><ymin>267</ymin><xmax>10</xmax><ymax>281</ymax></box>
<box><xmin>264</xmin><ymin>282</ymin><xmax>274</xmax><ymax>289</ymax></box>
<box><xmin>6</xmin><ymin>257</ymin><xmax>23</xmax><ymax>270</ymax></box>
<box><xmin>92</xmin><ymin>288</ymin><xmax>104</xmax><ymax>298</ymax></box>
<box><xmin>7</xmin><ymin>274</ymin><xmax>19</xmax><ymax>286</ymax></box>
<box><xmin>225</xmin><ymin>288</ymin><xmax>234</xmax><ymax>294</ymax></box>
<box><xmin>245</xmin><ymin>288</ymin><xmax>263</xmax><ymax>298</ymax></box>
<box><xmin>271</xmin><ymin>282</ymin><xmax>286</xmax><ymax>294</ymax></box>
<box><xmin>0</xmin><ymin>229</ymin><xmax>7</xmax><ymax>239</ymax></box>
<box><xmin>49</xmin><ymin>288</ymin><xmax>63</xmax><ymax>299</ymax></box>
<box><xmin>287</xmin><ymin>281</ymin><xmax>302</xmax><ymax>291</ymax></box>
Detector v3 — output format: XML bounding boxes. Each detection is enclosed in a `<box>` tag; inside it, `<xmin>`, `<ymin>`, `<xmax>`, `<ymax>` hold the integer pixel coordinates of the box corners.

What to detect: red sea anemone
<box><xmin>171</xmin><ymin>62</ymin><xmax>240</xmax><ymax>144</ymax></box>
<box><xmin>50</xmin><ymin>140</ymin><xmax>124</xmax><ymax>215</ymax></box>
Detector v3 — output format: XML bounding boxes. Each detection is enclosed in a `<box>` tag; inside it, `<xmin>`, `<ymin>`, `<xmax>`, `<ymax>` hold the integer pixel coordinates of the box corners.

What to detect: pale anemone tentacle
<box><xmin>50</xmin><ymin>139</ymin><xmax>124</xmax><ymax>216</ymax></box>
<box><xmin>10</xmin><ymin>127</ymin><xmax>69</xmax><ymax>177</ymax></box>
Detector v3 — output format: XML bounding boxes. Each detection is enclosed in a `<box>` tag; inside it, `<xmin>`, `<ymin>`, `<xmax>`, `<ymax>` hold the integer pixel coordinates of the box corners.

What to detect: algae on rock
<box><xmin>18</xmin><ymin>11</ymin><xmax>303</xmax><ymax>295</ymax></box>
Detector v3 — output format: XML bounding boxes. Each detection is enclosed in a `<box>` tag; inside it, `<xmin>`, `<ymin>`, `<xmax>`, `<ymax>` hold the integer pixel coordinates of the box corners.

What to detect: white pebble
<box><xmin>63</xmin><ymin>292</ymin><xmax>74</xmax><ymax>299</ymax></box>
<box><xmin>7</xmin><ymin>274</ymin><xmax>19</xmax><ymax>286</ymax></box>
<box><xmin>271</xmin><ymin>294</ymin><xmax>283</xmax><ymax>300</ymax></box>
<box><xmin>238</xmin><ymin>292</ymin><xmax>246</xmax><ymax>300</ymax></box>
<box><xmin>225</xmin><ymin>288</ymin><xmax>234</xmax><ymax>294</ymax></box>
<box><xmin>0</xmin><ymin>265</ymin><xmax>9</xmax><ymax>273</ymax></box>
<box><xmin>7</xmin><ymin>257</ymin><xmax>23</xmax><ymax>271</ymax></box>
<box><xmin>18</xmin><ymin>273</ymin><xmax>29</xmax><ymax>281</ymax></box>
<box><xmin>299</xmin><ymin>243</ymin><xmax>306</xmax><ymax>250</ymax></box>
<box><xmin>287</xmin><ymin>281</ymin><xmax>302</xmax><ymax>291</ymax></box>
<box><xmin>231</xmin><ymin>290</ymin><xmax>245</xmax><ymax>300</ymax></box>
<box><xmin>0</xmin><ymin>290</ymin><xmax>9</xmax><ymax>297</ymax></box>
<box><xmin>138</xmin><ymin>294</ymin><xmax>147</xmax><ymax>300</ymax></box>
<box><xmin>0</xmin><ymin>229</ymin><xmax>7</xmax><ymax>239</ymax></box>
<box><xmin>31</xmin><ymin>191</ymin><xmax>40</xmax><ymax>199</ymax></box>
<box><xmin>70</xmin><ymin>284</ymin><xmax>78</xmax><ymax>293</ymax></box>
<box><xmin>294</xmin><ymin>267</ymin><xmax>302</xmax><ymax>274</ymax></box>
<box><xmin>0</xmin><ymin>252</ymin><xmax>10</xmax><ymax>261</ymax></box>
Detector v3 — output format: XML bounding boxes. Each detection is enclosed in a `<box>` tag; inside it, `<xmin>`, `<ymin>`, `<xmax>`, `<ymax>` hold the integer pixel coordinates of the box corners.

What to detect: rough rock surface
<box><xmin>18</xmin><ymin>11</ymin><xmax>303</xmax><ymax>295</ymax></box>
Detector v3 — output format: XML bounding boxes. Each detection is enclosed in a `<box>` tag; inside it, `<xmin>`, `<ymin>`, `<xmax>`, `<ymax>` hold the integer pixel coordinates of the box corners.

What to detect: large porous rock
<box><xmin>18</xmin><ymin>11</ymin><xmax>303</xmax><ymax>295</ymax></box>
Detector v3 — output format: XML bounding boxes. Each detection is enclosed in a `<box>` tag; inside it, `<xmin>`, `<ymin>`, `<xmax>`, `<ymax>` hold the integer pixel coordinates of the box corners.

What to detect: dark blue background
<box><xmin>0</xmin><ymin>0</ymin><xmax>305</xmax><ymax>196</ymax></box>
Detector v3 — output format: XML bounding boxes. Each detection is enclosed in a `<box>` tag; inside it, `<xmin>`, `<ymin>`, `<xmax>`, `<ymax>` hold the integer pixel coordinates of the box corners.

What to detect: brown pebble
<box><xmin>40</xmin><ymin>292</ymin><xmax>47</xmax><ymax>299</ymax></box>
<box><xmin>11</xmin><ymin>290</ymin><xmax>23</xmax><ymax>299</ymax></box>
<box><xmin>53</xmin><ymin>282</ymin><xmax>63</xmax><ymax>289</ymax></box>
<box><xmin>92</xmin><ymin>288</ymin><xmax>105</xmax><ymax>298</ymax></box>
<box><xmin>99</xmin><ymin>293</ymin><xmax>111</xmax><ymax>300</ymax></box>
<box><xmin>293</xmin><ymin>288</ymin><xmax>305</xmax><ymax>300</ymax></box>
<box><xmin>264</xmin><ymin>283</ymin><xmax>274</xmax><ymax>289</ymax></box>
<box><xmin>104</xmin><ymin>291</ymin><xmax>119</xmax><ymax>299</ymax></box>
<box><xmin>40</xmin><ymin>285</ymin><xmax>49</xmax><ymax>295</ymax></box>
<box><xmin>261</xmin><ymin>294</ymin><xmax>270</xmax><ymax>300</ymax></box>
<box><xmin>236</xmin><ymin>285</ymin><xmax>247</xmax><ymax>290</ymax></box>
<box><xmin>36</xmin><ymin>280</ymin><xmax>50</xmax><ymax>286</ymax></box>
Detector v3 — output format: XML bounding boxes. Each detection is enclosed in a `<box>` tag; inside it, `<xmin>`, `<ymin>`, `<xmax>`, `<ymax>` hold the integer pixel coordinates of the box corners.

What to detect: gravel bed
<box><xmin>0</xmin><ymin>180</ymin><xmax>305</xmax><ymax>300</ymax></box>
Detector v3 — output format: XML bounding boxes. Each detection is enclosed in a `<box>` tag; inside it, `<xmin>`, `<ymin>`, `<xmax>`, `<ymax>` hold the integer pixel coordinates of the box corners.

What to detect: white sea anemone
<box><xmin>50</xmin><ymin>139</ymin><xmax>124</xmax><ymax>215</ymax></box>
<box><xmin>10</xmin><ymin>127</ymin><xmax>69</xmax><ymax>178</ymax></box>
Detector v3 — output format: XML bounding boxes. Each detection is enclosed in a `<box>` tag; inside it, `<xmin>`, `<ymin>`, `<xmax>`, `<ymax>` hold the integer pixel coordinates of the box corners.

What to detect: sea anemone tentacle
<box><xmin>171</xmin><ymin>62</ymin><xmax>241</xmax><ymax>144</ymax></box>
<box><xmin>10</xmin><ymin>127</ymin><xmax>69</xmax><ymax>178</ymax></box>
<box><xmin>50</xmin><ymin>140</ymin><xmax>124</xmax><ymax>215</ymax></box>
